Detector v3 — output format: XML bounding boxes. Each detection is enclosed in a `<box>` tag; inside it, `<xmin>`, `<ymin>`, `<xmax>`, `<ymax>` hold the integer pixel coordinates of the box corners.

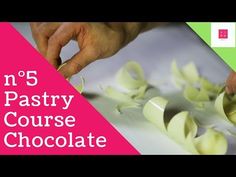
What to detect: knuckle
<box><xmin>38</xmin><ymin>25</ymin><xmax>49</xmax><ymax>36</ymax></box>
<box><xmin>38</xmin><ymin>23</ymin><xmax>56</xmax><ymax>37</ymax></box>
<box><xmin>48</xmin><ymin>35</ymin><xmax>59</xmax><ymax>45</ymax></box>
<box><xmin>86</xmin><ymin>47</ymin><xmax>101</xmax><ymax>59</ymax></box>
<box><xmin>68</xmin><ymin>62</ymin><xmax>80</xmax><ymax>75</ymax></box>
<box><xmin>31</xmin><ymin>28</ymin><xmax>41</xmax><ymax>39</ymax></box>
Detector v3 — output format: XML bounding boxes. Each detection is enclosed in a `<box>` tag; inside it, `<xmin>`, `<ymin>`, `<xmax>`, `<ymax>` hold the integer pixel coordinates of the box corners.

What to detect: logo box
<box><xmin>211</xmin><ymin>23</ymin><xmax>235</xmax><ymax>48</ymax></box>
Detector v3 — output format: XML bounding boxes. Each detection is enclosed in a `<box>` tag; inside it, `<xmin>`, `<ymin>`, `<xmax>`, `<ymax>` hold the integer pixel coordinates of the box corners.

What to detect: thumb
<box><xmin>226</xmin><ymin>71</ymin><xmax>236</xmax><ymax>94</ymax></box>
<box><xmin>58</xmin><ymin>48</ymin><xmax>98</xmax><ymax>78</ymax></box>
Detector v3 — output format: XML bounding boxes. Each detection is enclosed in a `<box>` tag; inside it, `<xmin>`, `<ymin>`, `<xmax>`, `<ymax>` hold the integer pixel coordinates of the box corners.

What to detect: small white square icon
<box><xmin>211</xmin><ymin>22</ymin><xmax>235</xmax><ymax>48</ymax></box>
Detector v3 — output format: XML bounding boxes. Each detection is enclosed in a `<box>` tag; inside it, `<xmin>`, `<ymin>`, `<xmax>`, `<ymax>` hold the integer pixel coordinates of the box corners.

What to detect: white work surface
<box><xmin>13</xmin><ymin>23</ymin><xmax>236</xmax><ymax>154</ymax></box>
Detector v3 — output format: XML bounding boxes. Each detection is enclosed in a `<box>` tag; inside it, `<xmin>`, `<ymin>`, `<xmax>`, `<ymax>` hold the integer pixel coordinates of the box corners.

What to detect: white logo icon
<box><xmin>211</xmin><ymin>22</ymin><xmax>235</xmax><ymax>48</ymax></box>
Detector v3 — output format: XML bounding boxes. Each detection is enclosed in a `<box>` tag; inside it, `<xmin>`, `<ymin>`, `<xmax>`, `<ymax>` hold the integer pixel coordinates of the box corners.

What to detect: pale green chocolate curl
<box><xmin>116</xmin><ymin>102</ymin><xmax>141</xmax><ymax>114</ymax></box>
<box><xmin>103</xmin><ymin>61</ymin><xmax>148</xmax><ymax>113</ymax></box>
<box><xmin>171</xmin><ymin>60</ymin><xmax>199</xmax><ymax>88</ymax></box>
<box><xmin>104</xmin><ymin>86</ymin><xmax>133</xmax><ymax>103</ymax></box>
<box><xmin>143</xmin><ymin>96</ymin><xmax>227</xmax><ymax>154</ymax></box>
<box><xmin>215</xmin><ymin>92</ymin><xmax>236</xmax><ymax>125</ymax></box>
<box><xmin>194</xmin><ymin>129</ymin><xmax>227</xmax><ymax>155</ymax></box>
<box><xmin>200</xmin><ymin>78</ymin><xmax>222</xmax><ymax>98</ymax></box>
<box><xmin>183</xmin><ymin>86</ymin><xmax>209</xmax><ymax>108</ymax></box>
<box><xmin>74</xmin><ymin>76</ymin><xmax>85</xmax><ymax>94</ymax></box>
<box><xmin>116</xmin><ymin>61</ymin><xmax>147</xmax><ymax>89</ymax></box>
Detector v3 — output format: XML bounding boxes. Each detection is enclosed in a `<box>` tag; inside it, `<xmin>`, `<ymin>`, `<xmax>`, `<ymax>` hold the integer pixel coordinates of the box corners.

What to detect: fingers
<box><xmin>31</xmin><ymin>22</ymin><xmax>102</xmax><ymax>78</ymax></box>
<box><xmin>30</xmin><ymin>23</ymin><xmax>48</xmax><ymax>56</ymax></box>
<box><xmin>30</xmin><ymin>22</ymin><xmax>61</xmax><ymax>57</ymax></box>
<box><xmin>46</xmin><ymin>23</ymin><xmax>75</xmax><ymax>68</ymax></box>
<box><xmin>38</xmin><ymin>22</ymin><xmax>61</xmax><ymax>36</ymax></box>
<box><xmin>58</xmin><ymin>48</ymin><xmax>99</xmax><ymax>78</ymax></box>
<box><xmin>226</xmin><ymin>71</ymin><xmax>236</xmax><ymax>94</ymax></box>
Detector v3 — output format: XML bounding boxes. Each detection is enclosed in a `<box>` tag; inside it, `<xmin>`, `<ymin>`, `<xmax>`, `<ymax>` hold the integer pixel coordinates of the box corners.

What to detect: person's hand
<box><xmin>30</xmin><ymin>22</ymin><xmax>158</xmax><ymax>78</ymax></box>
<box><xmin>226</xmin><ymin>71</ymin><xmax>236</xmax><ymax>94</ymax></box>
